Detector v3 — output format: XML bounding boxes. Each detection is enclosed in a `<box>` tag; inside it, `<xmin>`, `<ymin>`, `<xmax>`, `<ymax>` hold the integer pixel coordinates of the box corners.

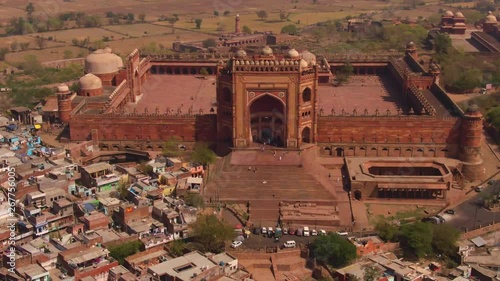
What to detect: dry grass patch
<box><xmin>103</xmin><ymin>23</ymin><xmax>173</xmax><ymax>37</ymax></box>
<box><xmin>34</xmin><ymin>28</ymin><xmax>125</xmax><ymax>43</ymax></box>
<box><xmin>5</xmin><ymin>46</ymin><xmax>88</xmax><ymax>64</ymax></box>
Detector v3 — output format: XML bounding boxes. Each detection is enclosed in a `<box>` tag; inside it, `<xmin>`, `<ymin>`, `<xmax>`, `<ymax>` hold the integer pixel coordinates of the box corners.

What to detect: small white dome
<box><xmin>444</xmin><ymin>10</ymin><xmax>454</xmax><ymax>17</ymax></box>
<box><xmin>299</xmin><ymin>59</ymin><xmax>308</xmax><ymax>68</ymax></box>
<box><xmin>79</xmin><ymin>73</ymin><xmax>103</xmax><ymax>90</ymax></box>
<box><xmin>485</xmin><ymin>12</ymin><xmax>498</xmax><ymax>23</ymax></box>
<box><xmin>57</xmin><ymin>84</ymin><xmax>69</xmax><ymax>93</ymax></box>
<box><xmin>287</xmin><ymin>48</ymin><xmax>300</xmax><ymax>58</ymax></box>
<box><xmin>261</xmin><ymin>46</ymin><xmax>273</xmax><ymax>56</ymax></box>
<box><xmin>455</xmin><ymin>12</ymin><xmax>464</xmax><ymax>18</ymax></box>
<box><xmin>235</xmin><ymin>48</ymin><xmax>247</xmax><ymax>58</ymax></box>
<box><xmin>85</xmin><ymin>48</ymin><xmax>124</xmax><ymax>75</ymax></box>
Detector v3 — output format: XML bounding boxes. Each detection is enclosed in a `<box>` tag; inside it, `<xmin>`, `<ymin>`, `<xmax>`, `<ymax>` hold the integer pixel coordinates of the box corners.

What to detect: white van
<box><xmin>303</xmin><ymin>226</ymin><xmax>310</xmax><ymax>237</ymax></box>
<box><xmin>284</xmin><ymin>240</ymin><xmax>296</xmax><ymax>248</ymax></box>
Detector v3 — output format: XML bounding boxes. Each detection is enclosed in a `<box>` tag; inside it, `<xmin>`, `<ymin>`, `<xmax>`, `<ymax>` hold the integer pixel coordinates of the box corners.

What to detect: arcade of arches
<box><xmin>249</xmin><ymin>94</ymin><xmax>285</xmax><ymax>147</ymax></box>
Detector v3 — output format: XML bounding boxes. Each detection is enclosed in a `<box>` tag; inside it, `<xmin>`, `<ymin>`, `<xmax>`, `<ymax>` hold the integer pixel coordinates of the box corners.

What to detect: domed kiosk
<box><xmin>261</xmin><ymin>46</ymin><xmax>273</xmax><ymax>56</ymax></box>
<box><xmin>78</xmin><ymin>73</ymin><xmax>103</xmax><ymax>97</ymax></box>
<box><xmin>84</xmin><ymin>48</ymin><xmax>124</xmax><ymax>86</ymax></box>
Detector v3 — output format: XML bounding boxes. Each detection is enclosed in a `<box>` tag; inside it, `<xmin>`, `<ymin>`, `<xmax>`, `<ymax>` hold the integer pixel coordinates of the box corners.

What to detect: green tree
<box><xmin>138</xmin><ymin>162</ymin><xmax>154</xmax><ymax>175</ymax></box>
<box><xmin>10</xmin><ymin>41</ymin><xmax>19</xmax><ymax>52</ymax></box>
<box><xmin>127</xmin><ymin>13</ymin><xmax>135</xmax><ymax>23</ymax></box>
<box><xmin>336</xmin><ymin>62</ymin><xmax>354</xmax><ymax>84</ymax></box>
<box><xmin>191</xmin><ymin>142</ymin><xmax>216</xmax><ymax>166</ymax></box>
<box><xmin>202</xmin><ymin>38</ymin><xmax>217</xmax><ymax>48</ymax></box>
<box><xmin>20</xmin><ymin>54</ymin><xmax>42</xmax><ymax>73</ymax></box>
<box><xmin>440</xmin><ymin>50</ymin><xmax>482</xmax><ymax>93</ymax></box>
<box><xmin>19</xmin><ymin>42</ymin><xmax>30</xmax><ymax>50</ymax></box>
<box><xmin>256</xmin><ymin>10</ymin><xmax>268</xmax><ymax>20</ymax></box>
<box><xmin>63</xmin><ymin>49</ymin><xmax>73</xmax><ymax>59</ymax></box>
<box><xmin>311</xmin><ymin>233</ymin><xmax>357</xmax><ymax>267</ymax></box>
<box><xmin>375</xmin><ymin>218</ymin><xmax>399</xmax><ymax>242</ymax></box>
<box><xmin>115</xmin><ymin>177</ymin><xmax>129</xmax><ymax>199</ymax></box>
<box><xmin>26</xmin><ymin>3</ymin><xmax>35</xmax><ymax>16</ymax></box>
<box><xmin>46</xmin><ymin>17</ymin><xmax>64</xmax><ymax>30</ymax></box>
<box><xmin>162</xmin><ymin>137</ymin><xmax>182</xmax><ymax>158</ymax></box>
<box><xmin>0</xmin><ymin>48</ymin><xmax>9</xmax><ymax>61</ymax></box>
<box><xmin>242</xmin><ymin>25</ymin><xmax>252</xmax><ymax>34</ymax></box>
<box><xmin>190</xmin><ymin>214</ymin><xmax>235</xmax><ymax>253</ymax></box>
<box><xmin>167</xmin><ymin>17</ymin><xmax>178</xmax><ymax>25</ymax></box>
<box><xmin>281</xmin><ymin>24</ymin><xmax>298</xmax><ymax>35</ymax></box>
<box><xmin>363</xmin><ymin>265</ymin><xmax>380</xmax><ymax>281</ymax></box>
<box><xmin>476</xmin><ymin>0</ymin><xmax>495</xmax><ymax>13</ymax></box>
<box><xmin>106</xmin><ymin>11</ymin><xmax>115</xmax><ymax>18</ymax></box>
<box><xmin>108</xmin><ymin>240</ymin><xmax>143</xmax><ymax>264</ymax></box>
<box><xmin>185</xmin><ymin>193</ymin><xmax>205</xmax><ymax>208</ymax></box>
<box><xmin>487</xmin><ymin>107</ymin><xmax>500</xmax><ymax>130</ymax></box>
<box><xmin>138</xmin><ymin>13</ymin><xmax>146</xmax><ymax>22</ymax></box>
<box><xmin>214</xmin><ymin>11</ymin><xmax>220</xmax><ymax>16</ymax></box>
<box><xmin>169</xmin><ymin>239</ymin><xmax>186</xmax><ymax>257</ymax></box>
<box><xmin>400</xmin><ymin>221</ymin><xmax>433</xmax><ymax>258</ymax></box>
<box><xmin>431</xmin><ymin>224</ymin><xmax>460</xmax><ymax>258</ymax></box>
<box><xmin>434</xmin><ymin>33</ymin><xmax>452</xmax><ymax>55</ymax></box>
<box><xmin>199</xmin><ymin>67</ymin><xmax>209</xmax><ymax>76</ymax></box>
<box><xmin>223</xmin><ymin>10</ymin><xmax>230</xmax><ymax>16</ymax></box>
<box><xmin>195</xmin><ymin>18</ymin><xmax>203</xmax><ymax>29</ymax></box>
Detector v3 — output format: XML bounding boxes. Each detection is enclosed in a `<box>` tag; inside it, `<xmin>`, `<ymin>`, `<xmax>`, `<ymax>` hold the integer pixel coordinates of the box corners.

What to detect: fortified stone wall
<box><xmin>317</xmin><ymin>116</ymin><xmax>460</xmax><ymax>152</ymax></box>
<box><xmin>69</xmin><ymin>114</ymin><xmax>217</xmax><ymax>145</ymax></box>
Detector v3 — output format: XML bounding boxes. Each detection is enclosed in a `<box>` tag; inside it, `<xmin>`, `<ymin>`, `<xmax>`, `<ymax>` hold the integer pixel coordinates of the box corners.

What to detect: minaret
<box><xmin>459</xmin><ymin>104</ymin><xmax>485</xmax><ymax>181</ymax></box>
<box><xmin>57</xmin><ymin>84</ymin><xmax>72</xmax><ymax>123</ymax></box>
<box><xmin>235</xmin><ymin>14</ymin><xmax>241</xmax><ymax>33</ymax></box>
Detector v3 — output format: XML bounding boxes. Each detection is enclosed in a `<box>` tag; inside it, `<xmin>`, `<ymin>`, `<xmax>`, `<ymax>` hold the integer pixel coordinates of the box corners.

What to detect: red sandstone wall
<box><xmin>69</xmin><ymin>114</ymin><xmax>217</xmax><ymax>142</ymax></box>
<box><xmin>317</xmin><ymin>117</ymin><xmax>460</xmax><ymax>145</ymax></box>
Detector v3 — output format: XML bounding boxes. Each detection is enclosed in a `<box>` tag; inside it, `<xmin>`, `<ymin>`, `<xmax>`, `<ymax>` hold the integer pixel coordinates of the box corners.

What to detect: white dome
<box><xmin>299</xmin><ymin>59</ymin><xmax>308</xmax><ymax>68</ymax></box>
<box><xmin>455</xmin><ymin>12</ymin><xmax>464</xmax><ymax>18</ymax></box>
<box><xmin>485</xmin><ymin>12</ymin><xmax>497</xmax><ymax>23</ymax></box>
<box><xmin>103</xmin><ymin>47</ymin><xmax>112</xmax><ymax>53</ymax></box>
<box><xmin>85</xmin><ymin>49</ymin><xmax>124</xmax><ymax>75</ymax></box>
<box><xmin>287</xmin><ymin>48</ymin><xmax>299</xmax><ymax>58</ymax></box>
<box><xmin>79</xmin><ymin>73</ymin><xmax>103</xmax><ymax>90</ymax></box>
<box><xmin>444</xmin><ymin>10</ymin><xmax>454</xmax><ymax>17</ymax></box>
<box><xmin>57</xmin><ymin>84</ymin><xmax>69</xmax><ymax>93</ymax></box>
<box><xmin>235</xmin><ymin>48</ymin><xmax>247</xmax><ymax>58</ymax></box>
<box><xmin>261</xmin><ymin>46</ymin><xmax>273</xmax><ymax>56</ymax></box>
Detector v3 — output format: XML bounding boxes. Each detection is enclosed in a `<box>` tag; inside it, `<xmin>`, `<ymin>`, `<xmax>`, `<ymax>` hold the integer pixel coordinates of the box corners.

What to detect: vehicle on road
<box><xmin>231</xmin><ymin>241</ymin><xmax>243</xmax><ymax>248</ymax></box>
<box><xmin>275</xmin><ymin>228</ymin><xmax>282</xmax><ymax>238</ymax></box>
<box><xmin>319</xmin><ymin>229</ymin><xmax>327</xmax><ymax>236</ymax></box>
<box><xmin>283</xmin><ymin>240</ymin><xmax>296</xmax><ymax>248</ymax></box>
<box><xmin>336</xmin><ymin>231</ymin><xmax>349</xmax><ymax>236</ymax></box>
<box><xmin>435</xmin><ymin>215</ymin><xmax>445</xmax><ymax>223</ymax></box>
<box><xmin>303</xmin><ymin>226</ymin><xmax>310</xmax><ymax>237</ymax></box>
<box><xmin>488</xmin><ymin>180</ymin><xmax>495</xmax><ymax>185</ymax></box>
<box><xmin>475</xmin><ymin>186</ymin><xmax>484</xmax><ymax>192</ymax></box>
<box><xmin>422</xmin><ymin>216</ymin><xmax>442</xmax><ymax>224</ymax></box>
<box><xmin>311</xmin><ymin>229</ymin><xmax>318</xmax><ymax>236</ymax></box>
<box><xmin>445</xmin><ymin>209</ymin><xmax>456</xmax><ymax>215</ymax></box>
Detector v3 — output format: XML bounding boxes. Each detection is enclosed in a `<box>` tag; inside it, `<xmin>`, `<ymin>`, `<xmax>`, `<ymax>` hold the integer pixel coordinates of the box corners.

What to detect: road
<box><xmin>442</xmin><ymin>180</ymin><xmax>500</xmax><ymax>231</ymax></box>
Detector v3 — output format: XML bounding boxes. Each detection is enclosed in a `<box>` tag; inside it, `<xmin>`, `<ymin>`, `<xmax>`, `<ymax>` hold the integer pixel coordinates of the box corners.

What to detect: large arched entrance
<box><xmin>301</xmin><ymin>127</ymin><xmax>311</xmax><ymax>143</ymax></box>
<box><xmin>249</xmin><ymin>94</ymin><xmax>285</xmax><ymax>147</ymax></box>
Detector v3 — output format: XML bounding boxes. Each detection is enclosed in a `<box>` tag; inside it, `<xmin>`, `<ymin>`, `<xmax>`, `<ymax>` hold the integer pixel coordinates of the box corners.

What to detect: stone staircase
<box><xmin>204</xmin><ymin>150</ymin><xmax>336</xmax><ymax>227</ymax></box>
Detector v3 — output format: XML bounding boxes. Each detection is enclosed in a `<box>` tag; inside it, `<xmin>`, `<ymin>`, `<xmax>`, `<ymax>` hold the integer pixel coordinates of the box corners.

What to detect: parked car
<box><xmin>283</xmin><ymin>227</ymin><xmax>288</xmax><ymax>235</ymax></box>
<box><xmin>336</xmin><ymin>231</ymin><xmax>349</xmax><ymax>236</ymax></box>
<box><xmin>296</xmin><ymin>228</ymin><xmax>303</xmax><ymax>236</ymax></box>
<box><xmin>303</xmin><ymin>226</ymin><xmax>310</xmax><ymax>237</ymax></box>
<box><xmin>475</xmin><ymin>186</ymin><xmax>484</xmax><ymax>192</ymax></box>
<box><xmin>488</xmin><ymin>180</ymin><xmax>495</xmax><ymax>185</ymax></box>
<box><xmin>445</xmin><ymin>209</ymin><xmax>456</xmax><ymax>215</ymax></box>
<box><xmin>288</xmin><ymin>228</ymin><xmax>295</xmax><ymax>235</ymax></box>
<box><xmin>253</xmin><ymin>227</ymin><xmax>261</xmax><ymax>235</ymax></box>
<box><xmin>435</xmin><ymin>215</ymin><xmax>445</xmax><ymax>223</ymax></box>
<box><xmin>283</xmin><ymin>240</ymin><xmax>296</xmax><ymax>248</ymax></box>
<box><xmin>319</xmin><ymin>229</ymin><xmax>327</xmax><ymax>236</ymax></box>
<box><xmin>261</xmin><ymin>227</ymin><xmax>267</xmax><ymax>234</ymax></box>
<box><xmin>231</xmin><ymin>241</ymin><xmax>243</xmax><ymax>248</ymax></box>
<box><xmin>311</xmin><ymin>229</ymin><xmax>318</xmax><ymax>236</ymax></box>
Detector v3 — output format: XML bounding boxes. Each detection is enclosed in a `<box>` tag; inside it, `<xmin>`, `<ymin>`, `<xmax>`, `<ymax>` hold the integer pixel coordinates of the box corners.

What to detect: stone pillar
<box><xmin>235</xmin><ymin>14</ymin><xmax>241</xmax><ymax>33</ymax></box>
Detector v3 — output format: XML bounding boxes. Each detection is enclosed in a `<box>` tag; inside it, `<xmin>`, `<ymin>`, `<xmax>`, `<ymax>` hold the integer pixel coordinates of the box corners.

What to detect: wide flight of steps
<box><xmin>205</xmin><ymin>150</ymin><xmax>335</xmax><ymax>227</ymax></box>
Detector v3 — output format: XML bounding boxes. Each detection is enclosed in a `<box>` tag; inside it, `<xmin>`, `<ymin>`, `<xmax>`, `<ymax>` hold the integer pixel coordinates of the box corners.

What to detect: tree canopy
<box><xmin>162</xmin><ymin>137</ymin><xmax>182</xmax><ymax>158</ymax></box>
<box><xmin>375</xmin><ymin>217</ymin><xmax>399</xmax><ymax>242</ymax></box>
<box><xmin>256</xmin><ymin>10</ymin><xmax>268</xmax><ymax>20</ymax></box>
<box><xmin>202</xmin><ymin>38</ymin><xmax>217</xmax><ymax>48</ymax></box>
<box><xmin>281</xmin><ymin>24</ymin><xmax>298</xmax><ymax>35</ymax></box>
<box><xmin>108</xmin><ymin>240</ymin><xmax>143</xmax><ymax>264</ymax></box>
<box><xmin>194</xmin><ymin>18</ymin><xmax>202</xmax><ymax>29</ymax></box>
<box><xmin>189</xmin><ymin>214</ymin><xmax>234</xmax><ymax>253</ymax></box>
<box><xmin>400</xmin><ymin>222</ymin><xmax>433</xmax><ymax>259</ymax></box>
<box><xmin>431</xmin><ymin>224</ymin><xmax>460</xmax><ymax>259</ymax></box>
<box><xmin>191</xmin><ymin>142</ymin><xmax>216</xmax><ymax>166</ymax></box>
<box><xmin>311</xmin><ymin>233</ymin><xmax>357</xmax><ymax>267</ymax></box>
